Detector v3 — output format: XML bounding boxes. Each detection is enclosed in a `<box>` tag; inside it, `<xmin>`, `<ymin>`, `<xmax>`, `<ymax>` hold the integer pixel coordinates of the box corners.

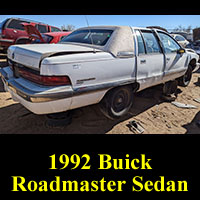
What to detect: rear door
<box><xmin>135</xmin><ymin>29</ymin><xmax>165</xmax><ymax>91</ymax></box>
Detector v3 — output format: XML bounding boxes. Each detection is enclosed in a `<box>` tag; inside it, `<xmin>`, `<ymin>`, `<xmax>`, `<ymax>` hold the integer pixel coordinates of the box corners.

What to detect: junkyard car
<box><xmin>0</xmin><ymin>26</ymin><xmax>199</xmax><ymax>119</ymax></box>
<box><xmin>171</xmin><ymin>33</ymin><xmax>190</xmax><ymax>48</ymax></box>
<box><xmin>22</xmin><ymin>23</ymin><xmax>71</xmax><ymax>44</ymax></box>
<box><xmin>0</xmin><ymin>17</ymin><xmax>62</xmax><ymax>52</ymax></box>
<box><xmin>186</xmin><ymin>40</ymin><xmax>200</xmax><ymax>62</ymax></box>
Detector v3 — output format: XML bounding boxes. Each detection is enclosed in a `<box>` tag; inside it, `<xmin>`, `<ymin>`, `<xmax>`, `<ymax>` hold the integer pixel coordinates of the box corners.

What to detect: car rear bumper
<box><xmin>0</xmin><ymin>38</ymin><xmax>14</xmax><ymax>49</ymax></box>
<box><xmin>0</xmin><ymin>67</ymin><xmax>73</xmax><ymax>114</ymax></box>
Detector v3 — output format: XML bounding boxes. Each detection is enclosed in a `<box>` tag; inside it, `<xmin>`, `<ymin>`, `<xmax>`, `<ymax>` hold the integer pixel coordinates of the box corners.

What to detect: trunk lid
<box><xmin>7</xmin><ymin>43</ymin><xmax>101</xmax><ymax>70</ymax></box>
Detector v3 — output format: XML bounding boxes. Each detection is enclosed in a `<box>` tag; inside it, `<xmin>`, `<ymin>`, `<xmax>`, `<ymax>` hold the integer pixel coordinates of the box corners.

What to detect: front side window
<box><xmin>158</xmin><ymin>32</ymin><xmax>180</xmax><ymax>53</ymax></box>
<box><xmin>141</xmin><ymin>31</ymin><xmax>161</xmax><ymax>54</ymax></box>
<box><xmin>135</xmin><ymin>30</ymin><xmax>145</xmax><ymax>54</ymax></box>
<box><xmin>60</xmin><ymin>29</ymin><xmax>113</xmax><ymax>46</ymax></box>
<box><xmin>51</xmin><ymin>26</ymin><xmax>61</xmax><ymax>32</ymax></box>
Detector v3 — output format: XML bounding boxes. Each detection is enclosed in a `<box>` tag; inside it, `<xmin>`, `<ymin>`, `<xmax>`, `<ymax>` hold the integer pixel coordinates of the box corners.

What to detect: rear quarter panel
<box><xmin>41</xmin><ymin>52</ymin><xmax>136</xmax><ymax>107</ymax></box>
<box><xmin>41</xmin><ymin>52</ymin><xmax>136</xmax><ymax>88</ymax></box>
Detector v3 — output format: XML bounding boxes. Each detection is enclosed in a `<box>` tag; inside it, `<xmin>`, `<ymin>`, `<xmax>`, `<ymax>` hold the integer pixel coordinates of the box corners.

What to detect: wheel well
<box><xmin>130</xmin><ymin>82</ymin><xmax>140</xmax><ymax>92</ymax></box>
<box><xmin>15</xmin><ymin>37</ymin><xmax>31</xmax><ymax>44</ymax></box>
<box><xmin>189</xmin><ymin>59</ymin><xmax>197</xmax><ymax>71</ymax></box>
<box><xmin>101</xmin><ymin>82</ymin><xmax>140</xmax><ymax>101</ymax></box>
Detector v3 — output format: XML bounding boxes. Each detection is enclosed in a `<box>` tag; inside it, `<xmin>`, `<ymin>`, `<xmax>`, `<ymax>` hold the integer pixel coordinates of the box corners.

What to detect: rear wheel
<box><xmin>100</xmin><ymin>86</ymin><xmax>134</xmax><ymax>120</ymax></box>
<box><xmin>178</xmin><ymin>65</ymin><xmax>193</xmax><ymax>87</ymax></box>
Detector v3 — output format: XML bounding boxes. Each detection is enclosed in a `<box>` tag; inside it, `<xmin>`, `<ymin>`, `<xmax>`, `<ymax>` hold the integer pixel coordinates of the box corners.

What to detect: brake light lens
<box><xmin>18</xmin><ymin>68</ymin><xmax>71</xmax><ymax>86</ymax></box>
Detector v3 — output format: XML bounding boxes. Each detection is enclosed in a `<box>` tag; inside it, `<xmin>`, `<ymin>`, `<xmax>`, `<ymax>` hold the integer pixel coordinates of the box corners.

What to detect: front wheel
<box><xmin>178</xmin><ymin>65</ymin><xmax>193</xmax><ymax>87</ymax></box>
<box><xmin>99</xmin><ymin>86</ymin><xmax>134</xmax><ymax>120</ymax></box>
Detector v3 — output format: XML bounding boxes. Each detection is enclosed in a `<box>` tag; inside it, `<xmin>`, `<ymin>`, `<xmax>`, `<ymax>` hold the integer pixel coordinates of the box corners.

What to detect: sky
<box><xmin>1</xmin><ymin>15</ymin><xmax>200</xmax><ymax>31</ymax></box>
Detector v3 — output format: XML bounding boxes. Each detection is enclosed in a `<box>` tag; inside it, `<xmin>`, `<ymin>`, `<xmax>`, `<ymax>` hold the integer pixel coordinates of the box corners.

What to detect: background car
<box><xmin>171</xmin><ymin>34</ymin><xmax>190</xmax><ymax>48</ymax></box>
<box><xmin>0</xmin><ymin>18</ymin><xmax>62</xmax><ymax>52</ymax></box>
<box><xmin>186</xmin><ymin>40</ymin><xmax>200</xmax><ymax>62</ymax></box>
<box><xmin>23</xmin><ymin>23</ymin><xmax>71</xmax><ymax>44</ymax></box>
<box><xmin>171</xmin><ymin>31</ymin><xmax>193</xmax><ymax>42</ymax></box>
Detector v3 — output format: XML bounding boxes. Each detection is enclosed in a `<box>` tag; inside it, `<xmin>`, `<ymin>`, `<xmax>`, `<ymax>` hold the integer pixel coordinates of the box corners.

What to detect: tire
<box><xmin>45</xmin><ymin>111</ymin><xmax>73</xmax><ymax>128</ymax></box>
<box><xmin>178</xmin><ymin>65</ymin><xmax>193</xmax><ymax>87</ymax></box>
<box><xmin>163</xmin><ymin>80</ymin><xmax>178</xmax><ymax>95</ymax></box>
<box><xmin>100</xmin><ymin>86</ymin><xmax>134</xmax><ymax>120</ymax></box>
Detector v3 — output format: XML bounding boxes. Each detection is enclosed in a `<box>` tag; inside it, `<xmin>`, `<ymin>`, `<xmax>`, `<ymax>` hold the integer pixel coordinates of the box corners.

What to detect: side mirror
<box><xmin>117</xmin><ymin>51</ymin><xmax>135</xmax><ymax>58</ymax></box>
<box><xmin>177</xmin><ymin>48</ymin><xmax>185</xmax><ymax>54</ymax></box>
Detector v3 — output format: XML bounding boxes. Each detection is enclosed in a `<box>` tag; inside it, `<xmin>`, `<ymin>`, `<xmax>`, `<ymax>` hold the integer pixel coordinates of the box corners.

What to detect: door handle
<box><xmin>140</xmin><ymin>59</ymin><xmax>146</xmax><ymax>64</ymax></box>
<box><xmin>166</xmin><ymin>58</ymin><xmax>170</xmax><ymax>63</ymax></box>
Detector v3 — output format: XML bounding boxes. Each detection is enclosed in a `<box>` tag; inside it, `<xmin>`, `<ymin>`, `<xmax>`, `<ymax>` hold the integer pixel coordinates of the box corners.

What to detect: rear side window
<box><xmin>7</xmin><ymin>19</ymin><xmax>29</xmax><ymax>30</ymax></box>
<box><xmin>135</xmin><ymin>30</ymin><xmax>145</xmax><ymax>54</ymax></box>
<box><xmin>141</xmin><ymin>31</ymin><xmax>161</xmax><ymax>54</ymax></box>
<box><xmin>36</xmin><ymin>24</ymin><xmax>48</xmax><ymax>33</ymax></box>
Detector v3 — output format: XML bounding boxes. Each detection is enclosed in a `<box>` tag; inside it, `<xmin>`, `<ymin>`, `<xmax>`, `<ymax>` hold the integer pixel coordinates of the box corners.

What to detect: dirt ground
<box><xmin>0</xmin><ymin>53</ymin><xmax>200</xmax><ymax>134</ymax></box>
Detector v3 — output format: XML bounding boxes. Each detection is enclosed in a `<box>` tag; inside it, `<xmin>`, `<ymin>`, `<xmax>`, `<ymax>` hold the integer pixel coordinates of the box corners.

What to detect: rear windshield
<box><xmin>60</xmin><ymin>29</ymin><xmax>113</xmax><ymax>46</ymax></box>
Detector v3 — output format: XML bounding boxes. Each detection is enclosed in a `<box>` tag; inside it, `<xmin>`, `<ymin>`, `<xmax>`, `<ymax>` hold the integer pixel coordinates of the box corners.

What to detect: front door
<box><xmin>157</xmin><ymin>31</ymin><xmax>188</xmax><ymax>82</ymax></box>
<box><xmin>135</xmin><ymin>29</ymin><xmax>165</xmax><ymax>91</ymax></box>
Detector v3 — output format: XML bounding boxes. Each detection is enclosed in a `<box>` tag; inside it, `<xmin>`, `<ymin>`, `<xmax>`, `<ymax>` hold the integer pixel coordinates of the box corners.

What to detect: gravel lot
<box><xmin>0</xmin><ymin>53</ymin><xmax>200</xmax><ymax>134</ymax></box>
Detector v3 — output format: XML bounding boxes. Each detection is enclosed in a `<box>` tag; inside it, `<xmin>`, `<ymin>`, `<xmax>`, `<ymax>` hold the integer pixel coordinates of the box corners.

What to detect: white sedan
<box><xmin>0</xmin><ymin>26</ymin><xmax>199</xmax><ymax>119</ymax></box>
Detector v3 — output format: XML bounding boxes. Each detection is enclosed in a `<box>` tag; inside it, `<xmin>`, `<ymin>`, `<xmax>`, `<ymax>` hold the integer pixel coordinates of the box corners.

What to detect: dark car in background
<box><xmin>0</xmin><ymin>18</ymin><xmax>62</xmax><ymax>52</ymax></box>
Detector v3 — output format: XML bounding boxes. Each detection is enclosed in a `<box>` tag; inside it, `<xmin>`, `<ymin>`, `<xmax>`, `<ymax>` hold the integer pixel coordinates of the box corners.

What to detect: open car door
<box><xmin>22</xmin><ymin>23</ymin><xmax>45</xmax><ymax>43</ymax></box>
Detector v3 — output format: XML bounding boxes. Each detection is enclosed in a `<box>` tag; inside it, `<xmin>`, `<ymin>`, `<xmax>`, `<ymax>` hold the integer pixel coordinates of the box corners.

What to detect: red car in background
<box><xmin>0</xmin><ymin>18</ymin><xmax>62</xmax><ymax>52</ymax></box>
<box><xmin>23</xmin><ymin>23</ymin><xmax>71</xmax><ymax>44</ymax></box>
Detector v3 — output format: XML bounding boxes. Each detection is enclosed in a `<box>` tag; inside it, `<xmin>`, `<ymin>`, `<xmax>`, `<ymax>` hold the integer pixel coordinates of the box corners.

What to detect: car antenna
<box><xmin>84</xmin><ymin>15</ymin><xmax>96</xmax><ymax>53</ymax></box>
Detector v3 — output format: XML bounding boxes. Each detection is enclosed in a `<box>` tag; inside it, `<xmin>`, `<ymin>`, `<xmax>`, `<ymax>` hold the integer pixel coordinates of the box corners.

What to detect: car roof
<box><xmin>6</xmin><ymin>17</ymin><xmax>50</xmax><ymax>26</ymax></box>
<box><xmin>77</xmin><ymin>25</ymin><xmax>168</xmax><ymax>33</ymax></box>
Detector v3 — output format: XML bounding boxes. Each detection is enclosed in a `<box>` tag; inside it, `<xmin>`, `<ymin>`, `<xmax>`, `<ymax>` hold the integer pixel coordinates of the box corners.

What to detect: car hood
<box><xmin>7</xmin><ymin>43</ymin><xmax>101</xmax><ymax>70</ymax></box>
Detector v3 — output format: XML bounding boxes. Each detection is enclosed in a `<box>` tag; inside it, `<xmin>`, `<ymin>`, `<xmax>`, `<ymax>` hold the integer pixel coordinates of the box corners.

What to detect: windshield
<box><xmin>0</xmin><ymin>19</ymin><xmax>9</xmax><ymax>34</ymax></box>
<box><xmin>60</xmin><ymin>29</ymin><xmax>113</xmax><ymax>46</ymax></box>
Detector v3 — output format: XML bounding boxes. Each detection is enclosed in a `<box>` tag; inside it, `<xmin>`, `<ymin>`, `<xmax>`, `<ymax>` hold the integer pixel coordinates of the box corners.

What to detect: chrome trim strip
<box><xmin>8</xmin><ymin>80</ymin><xmax>73</xmax><ymax>103</ymax></box>
<box><xmin>1</xmin><ymin>67</ymin><xmax>137</xmax><ymax>103</ymax></box>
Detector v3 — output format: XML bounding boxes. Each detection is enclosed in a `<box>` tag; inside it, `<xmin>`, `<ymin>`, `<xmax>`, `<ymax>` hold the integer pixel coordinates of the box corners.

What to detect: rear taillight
<box><xmin>18</xmin><ymin>68</ymin><xmax>71</xmax><ymax>86</ymax></box>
